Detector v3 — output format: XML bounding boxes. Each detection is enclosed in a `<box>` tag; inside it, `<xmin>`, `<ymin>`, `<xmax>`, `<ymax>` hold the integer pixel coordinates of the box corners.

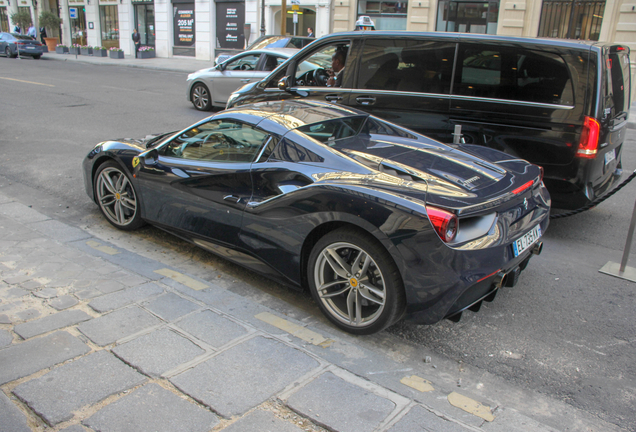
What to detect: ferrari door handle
<box><xmin>325</xmin><ymin>95</ymin><xmax>342</xmax><ymax>102</ymax></box>
<box><xmin>223</xmin><ymin>195</ymin><xmax>240</xmax><ymax>203</ymax></box>
<box><xmin>356</xmin><ymin>96</ymin><xmax>376</xmax><ymax>105</ymax></box>
<box><xmin>240</xmin><ymin>79</ymin><xmax>251</xmax><ymax>83</ymax></box>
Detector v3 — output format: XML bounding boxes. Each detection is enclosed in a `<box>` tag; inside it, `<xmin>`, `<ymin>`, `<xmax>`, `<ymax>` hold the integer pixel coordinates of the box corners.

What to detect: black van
<box><xmin>225</xmin><ymin>32</ymin><xmax>631</xmax><ymax>210</ymax></box>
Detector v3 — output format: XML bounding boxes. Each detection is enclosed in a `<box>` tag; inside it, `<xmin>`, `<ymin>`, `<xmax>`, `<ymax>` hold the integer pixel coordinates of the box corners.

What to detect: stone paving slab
<box><xmin>170</xmin><ymin>336</ymin><xmax>320</xmax><ymax>418</ymax></box>
<box><xmin>59</xmin><ymin>425</ymin><xmax>87</xmax><ymax>432</ymax></box>
<box><xmin>112</xmin><ymin>328</ymin><xmax>206</xmax><ymax>377</ymax></box>
<box><xmin>141</xmin><ymin>292</ymin><xmax>200</xmax><ymax>322</ymax></box>
<box><xmin>175</xmin><ymin>309</ymin><xmax>248</xmax><ymax>348</ymax></box>
<box><xmin>14</xmin><ymin>309</ymin><xmax>92</xmax><ymax>339</ymax></box>
<box><xmin>69</xmin><ymin>239</ymin><xmax>167</xmax><ymax>281</ymax></box>
<box><xmin>93</xmin><ymin>279</ymin><xmax>125</xmax><ymax>294</ymax></box>
<box><xmin>87</xmin><ymin>283</ymin><xmax>164</xmax><ymax>313</ymax></box>
<box><xmin>29</xmin><ymin>220</ymin><xmax>92</xmax><ymax>242</ymax></box>
<box><xmin>77</xmin><ymin>306</ymin><xmax>162</xmax><ymax>346</ymax></box>
<box><xmin>0</xmin><ymin>331</ymin><xmax>90</xmax><ymax>385</ymax></box>
<box><xmin>222</xmin><ymin>409</ymin><xmax>305</xmax><ymax>432</ymax></box>
<box><xmin>0</xmin><ymin>202</ymin><xmax>50</xmax><ymax>223</ymax></box>
<box><xmin>50</xmin><ymin>295</ymin><xmax>79</xmax><ymax>310</ymax></box>
<box><xmin>83</xmin><ymin>383</ymin><xmax>218</xmax><ymax>432</ymax></box>
<box><xmin>286</xmin><ymin>371</ymin><xmax>396</xmax><ymax>432</ymax></box>
<box><xmin>0</xmin><ymin>329</ymin><xmax>12</xmax><ymax>347</ymax></box>
<box><xmin>0</xmin><ymin>392</ymin><xmax>30</xmax><ymax>432</ymax></box>
<box><xmin>13</xmin><ymin>350</ymin><xmax>147</xmax><ymax>426</ymax></box>
<box><xmin>388</xmin><ymin>405</ymin><xmax>469</xmax><ymax>432</ymax></box>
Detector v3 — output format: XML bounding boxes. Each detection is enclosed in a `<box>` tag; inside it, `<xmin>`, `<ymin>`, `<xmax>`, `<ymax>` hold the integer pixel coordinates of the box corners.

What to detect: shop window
<box><xmin>436</xmin><ymin>1</ymin><xmax>499</xmax><ymax>34</ymax></box>
<box><xmin>357</xmin><ymin>0</ymin><xmax>407</xmax><ymax>30</ymax></box>
<box><xmin>0</xmin><ymin>7</ymin><xmax>9</xmax><ymax>32</ymax></box>
<box><xmin>100</xmin><ymin>6</ymin><xmax>119</xmax><ymax>49</ymax></box>
<box><xmin>538</xmin><ymin>0</ymin><xmax>604</xmax><ymax>40</ymax></box>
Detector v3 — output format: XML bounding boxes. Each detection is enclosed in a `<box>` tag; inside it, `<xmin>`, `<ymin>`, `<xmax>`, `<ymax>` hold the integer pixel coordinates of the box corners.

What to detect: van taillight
<box><xmin>576</xmin><ymin>116</ymin><xmax>600</xmax><ymax>159</ymax></box>
<box><xmin>426</xmin><ymin>206</ymin><xmax>458</xmax><ymax>243</ymax></box>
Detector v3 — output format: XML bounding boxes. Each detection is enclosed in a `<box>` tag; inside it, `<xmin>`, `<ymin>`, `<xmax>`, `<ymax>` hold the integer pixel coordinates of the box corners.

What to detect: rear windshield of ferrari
<box><xmin>296</xmin><ymin>116</ymin><xmax>416</xmax><ymax>145</ymax></box>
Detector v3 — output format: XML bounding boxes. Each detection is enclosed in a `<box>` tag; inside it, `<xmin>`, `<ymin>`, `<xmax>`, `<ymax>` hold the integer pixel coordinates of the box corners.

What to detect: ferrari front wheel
<box><xmin>94</xmin><ymin>161</ymin><xmax>144</xmax><ymax>230</ymax></box>
<box><xmin>308</xmin><ymin>227</ymin><xmax>405</xmax><ymax>335</ymax></box>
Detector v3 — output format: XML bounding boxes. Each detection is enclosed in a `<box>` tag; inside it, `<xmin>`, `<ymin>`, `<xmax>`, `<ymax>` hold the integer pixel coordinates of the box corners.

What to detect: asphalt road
<box><xmin>1</xmin><ymin>57</ymin><xmax>635</xmax><ymax>430</ymax></box>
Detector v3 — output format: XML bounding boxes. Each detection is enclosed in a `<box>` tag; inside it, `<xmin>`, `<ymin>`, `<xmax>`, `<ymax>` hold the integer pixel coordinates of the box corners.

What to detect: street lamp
<box><xmin>260</xmin><ymin>0</ymin><xmax>265</xmax><ymax>36</ymax></box>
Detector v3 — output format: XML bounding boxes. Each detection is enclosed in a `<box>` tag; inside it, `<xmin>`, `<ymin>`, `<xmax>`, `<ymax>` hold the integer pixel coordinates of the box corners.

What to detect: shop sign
<box><xmin>69</xmin><ymin>7</ymin><xmax>78</xmax><ymax>19</ymax></box>
<box><xmin>132</xmin><ymin>0</ymin><xmax>153</xmax><ymax>3</ymax></box>
<box><xmin>174</xmin><ymin>4</ymin><xmax>195</xmax><ymax>47</ymax></box>
<box><xmin>215</xmin><ymin>1</ymin><xmax>245</xmax><ymax>49</ymax></box>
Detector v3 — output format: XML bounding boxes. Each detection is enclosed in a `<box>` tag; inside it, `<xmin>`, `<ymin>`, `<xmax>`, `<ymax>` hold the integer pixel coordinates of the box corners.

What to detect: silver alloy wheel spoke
<box><xmin>319</xmin><ymin>279</ymin><xmax>348</xmax><ymax>291</ymax></box>
<box><xmin>101</xmin><ymin>174</ymin><xmax>117</xmax><ymax>195</ymax></box>
<box><xmin>358</xmin><ymin>283</ymin><xmax>385</xmax><ymax>305</ymax></box>
<box><xmin>320</xmin><ymin>285</ymin><xmax>351</xmax><ymax>299</ymax></box>
<box><xmin>323</xmin><ymin>248</ymin><xmax>351</xmax><ymax>279</ymax></box>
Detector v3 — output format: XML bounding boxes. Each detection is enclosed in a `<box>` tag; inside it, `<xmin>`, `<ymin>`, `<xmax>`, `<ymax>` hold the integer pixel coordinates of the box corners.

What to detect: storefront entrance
<box><xmin>69</xmin><ymin>6</ymin><xmax>87</xmax><ymax>45</ymax></box>
<box><xmin>134</xmin><ymin>0</ymin><xmax>155</xmax><ymax>46</ymax></box>
<box><xmin>436</xmin><ymin>0</ymin><xmax>499</xmax><ymax>34</ymax></box>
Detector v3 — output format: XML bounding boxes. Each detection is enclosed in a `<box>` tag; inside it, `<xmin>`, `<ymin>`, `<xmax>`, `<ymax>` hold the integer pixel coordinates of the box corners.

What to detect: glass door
<box><xmin>69</xmin><ymin>6</ymin><xmax>87</xmax><ymax>45</ymax></box>
<box><xmin>135</xmin><ymin>4</ymin><xmax>155</xmax><ymax>46</ymax></box>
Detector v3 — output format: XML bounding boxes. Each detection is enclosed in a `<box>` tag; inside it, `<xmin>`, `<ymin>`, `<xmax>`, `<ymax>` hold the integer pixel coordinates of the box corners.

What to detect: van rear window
<box><xmin>455</xmin><ymin>45</ymin><xmax>574</xmax><ymax>106</ymax></box>
<box><xmin>603</xmin><ymin>48</ymin><xmax>631</xmax><ymax>119</ymax></box>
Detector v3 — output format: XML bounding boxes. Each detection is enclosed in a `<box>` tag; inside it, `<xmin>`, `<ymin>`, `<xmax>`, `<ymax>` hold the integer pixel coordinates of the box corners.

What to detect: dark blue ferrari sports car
<box><xmin>83</xmin><ymin>100</ymin><xmax>550</xmax><ymax>334</ymax></box>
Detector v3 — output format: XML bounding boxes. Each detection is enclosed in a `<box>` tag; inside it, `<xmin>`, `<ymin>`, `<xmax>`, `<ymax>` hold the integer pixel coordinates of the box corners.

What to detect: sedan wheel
<box><xmin>5</xmin><ymin>47</ymin><xmax>15</xmax><ymax>58</ymax></box>
<box><xmin>191</xmin><ymin>83</ymin><xmax>212</xmax><ymax>111</ymax></box>
<box><xmin>308</xmin><ymin>227</ymin><xmax>405</xmax><ymax>335</ymax></box>
<box><xmin>94</xmin><ymin>161</ymin><xmax>144</xmax><ymax>230</ymax></box>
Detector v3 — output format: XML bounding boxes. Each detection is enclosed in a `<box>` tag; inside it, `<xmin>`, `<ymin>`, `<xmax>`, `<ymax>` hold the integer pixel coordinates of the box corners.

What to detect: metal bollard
<box><xmin>599</xmin><ymin>195</ymin><xmax>636</xmax><ymax>282</ymax></box>
<box><xmin>452</xmin><ymin>124</ymin><xmax>462</xmax><ymax>144</ymax></box>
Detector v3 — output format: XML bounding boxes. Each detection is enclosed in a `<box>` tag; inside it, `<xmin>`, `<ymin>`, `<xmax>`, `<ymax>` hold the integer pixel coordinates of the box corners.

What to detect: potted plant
<box><xmin>69</xmin><ymin>44</ymin><xmax>81</xmax><ymax>55</ymax></box>
<box><xmin>137</xmin><ymin>46</ymin><xmax>155</xmax><ymax>59</ymax></box>
<box><xmin>55</xmin><ymin>44</ymin><xmax>69</xmax><ymax>54</ymax></box>
<box><xmin>109</xmin><ymin>47</ymin><xmax>124</xmax><ymax>59</ymax></box>
<box><xmin>93</xmin><ymin>46</ymin><xmax>107</xmax><ymax>57</ymax></box>
<box><xmin>39</xmin><ymin>11</ymin><xmax>62</xmax><ymax>52</ymax></box>
<box><xmin>80</xmin><ymin>45</ymin><xmax>93</xmax><ymax>55</ymax></box>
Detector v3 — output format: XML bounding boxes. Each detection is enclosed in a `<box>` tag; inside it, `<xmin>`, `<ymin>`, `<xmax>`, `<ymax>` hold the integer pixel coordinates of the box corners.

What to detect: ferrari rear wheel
<box><xmin>94</xmin><ymin>161</ymin><xmax>144</xmax><ymax>230</ymax></box>
<box><xmin>308</xmin><ymin>227</ymin><xmax>406</xmax><ymax>335</ymax></box>
<box><xmin>191</xmin><ymin>83</ymin><xmax>212</xmax><ymax>111</ymax></box>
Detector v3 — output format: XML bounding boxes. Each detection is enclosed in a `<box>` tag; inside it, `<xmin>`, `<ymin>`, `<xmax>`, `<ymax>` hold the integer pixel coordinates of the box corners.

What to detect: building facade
<box><xmin>2</xmin><ymin>0</ymin><xmax>636</xmax><ymax>69</ymax></box>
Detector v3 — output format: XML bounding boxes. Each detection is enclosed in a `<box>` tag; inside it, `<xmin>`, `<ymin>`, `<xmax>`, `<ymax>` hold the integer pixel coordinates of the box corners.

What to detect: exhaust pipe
<box><xmin>531</xmin><ymin>241</ymin><xmax>543</xmax><ymax>255</ymax></box>
<box><xmin>493</xmin><ymin>271</ymin><xmax>508</xmax><ymax>289</ymax></box>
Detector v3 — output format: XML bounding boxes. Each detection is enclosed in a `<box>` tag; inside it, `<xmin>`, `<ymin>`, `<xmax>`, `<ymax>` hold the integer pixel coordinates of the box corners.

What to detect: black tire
<box><xmin>308</xmin><ymin>227</ymin><xmax>406</xmax><ymax>335</ymax></box>
<box><xmin>93</xmin><ymin>161</ymin><xmax>145</xmax><ymax>231</ymax></box>
<box><xmin>33</xmin><ymin>55</ymin><xmax>41</xmax><ymax>59</ymax></box>
<box><xmin>6</xmin><ymin>47</ymin><xmax>16</xmax><ymax>58</ymax></box>
<box><xmin>191</xmin><ymin>83</ymin><xmax>212</xmax><ymax>111</ymax></box>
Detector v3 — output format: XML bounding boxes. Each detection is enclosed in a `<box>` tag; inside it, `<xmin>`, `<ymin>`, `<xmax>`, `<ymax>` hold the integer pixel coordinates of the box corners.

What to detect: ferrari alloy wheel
<box><xmin>308</xmin><ymin>227</ymin><xmax>405</xmax><ymax>335</ymax></box>
<box><xmin>94</xmin><ymin>161</ymin><xmax>144</xmax><ymax>230</ymax></box>
<box><xmin>191</xmin><ymin>83</ymin><xmax>212</xmax><ymax>111</ymax></box>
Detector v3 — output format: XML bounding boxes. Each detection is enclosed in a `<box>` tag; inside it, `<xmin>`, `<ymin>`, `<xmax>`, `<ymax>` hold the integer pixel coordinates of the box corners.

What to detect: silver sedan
<box><xmin>186</xmin><ymin>48</ymin><xmax>299</xmax><ymax>111</ymax></box>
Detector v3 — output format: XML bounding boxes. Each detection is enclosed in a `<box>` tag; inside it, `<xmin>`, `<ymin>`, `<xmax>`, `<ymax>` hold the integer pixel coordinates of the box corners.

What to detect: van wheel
<box><xmin>191</xmin><ymin>83</ymin><xmax>212</xmax><ymax>111</ymax></box>
<box><xmin>308</xmin><ymin>227</ymin><xmax>405</xmax><ymax>335</ymax></box>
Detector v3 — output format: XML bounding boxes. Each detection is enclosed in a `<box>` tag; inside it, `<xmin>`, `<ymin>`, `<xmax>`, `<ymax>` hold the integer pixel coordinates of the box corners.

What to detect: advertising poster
<box><xmin>174</xmin><ymin>4</ymin><xmax>195</xmax><ymax>46</ymax></box>
<box><xmin>215</xmin><ymin>1</ymin><xmax>245</xmax><ymax>49</ymax></box>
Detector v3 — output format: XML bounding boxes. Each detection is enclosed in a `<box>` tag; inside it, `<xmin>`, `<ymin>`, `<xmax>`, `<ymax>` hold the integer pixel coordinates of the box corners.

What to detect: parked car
<box><xmin>226</xmin><ymin>31</ymin><xmax>630</xmax><ymax>210</ymax></box>
<box><xmin>0</xmin><ymin>32</ymin><xmax>44</xmax><ymax>59</ymax></box>
<box><xmin>187</xmin><ymin>48</ymin><xmax>301</xmax><ymax>111</ymax></box>
<box><xmin>83</xmin><ymin>100</ymin><xmax>550</xmax><ymax>334</ymax></box>
<box><xmin>215</xmin><ymin>35</ymin><xmax>315</xmax><ymax>65</ymax></box>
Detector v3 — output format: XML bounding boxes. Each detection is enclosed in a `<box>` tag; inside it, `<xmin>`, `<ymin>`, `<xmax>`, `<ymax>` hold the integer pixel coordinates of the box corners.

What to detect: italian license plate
<box><xmin>512</xmin><ymin>224</ymin><xmax>542</xmax><ymax>257</ymax></box>
<box><xmin>605</xmin><ymin>149</ymin><xmax>616</xmax><ymax>166</ymax></box>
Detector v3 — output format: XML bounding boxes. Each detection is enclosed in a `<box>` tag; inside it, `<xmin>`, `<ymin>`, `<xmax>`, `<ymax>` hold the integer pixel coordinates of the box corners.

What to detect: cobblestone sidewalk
<box><xmin>0</xmin><ymin>193</ymin><xmax>574</xmax><ymax>432</ymax></box>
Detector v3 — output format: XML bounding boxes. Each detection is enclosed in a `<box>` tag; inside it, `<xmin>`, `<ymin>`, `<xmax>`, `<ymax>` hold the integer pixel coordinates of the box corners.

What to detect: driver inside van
<box><xmin>327</xmin><ymin>50</ymin><xmax>346</xmax><ymax>87</ymax></box>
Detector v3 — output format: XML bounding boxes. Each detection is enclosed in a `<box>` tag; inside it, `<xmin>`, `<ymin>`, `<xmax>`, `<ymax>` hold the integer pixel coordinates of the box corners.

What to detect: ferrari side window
<box><xmin>160</xmin><ymin>119</ymin><xmax>269</xmax><ymax>163</ymax></box>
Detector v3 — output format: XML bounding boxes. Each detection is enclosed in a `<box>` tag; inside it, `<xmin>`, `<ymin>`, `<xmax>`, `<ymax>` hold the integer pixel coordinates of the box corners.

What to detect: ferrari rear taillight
<box><xmin>427</xmin><ymin>206</ymin><xmax>458</xmax><ymax>243</ymax></box>
<box><xmin>576</xmin><ymin>116</ymin><xmax>600</xmax><ymax>159</ymax></box>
